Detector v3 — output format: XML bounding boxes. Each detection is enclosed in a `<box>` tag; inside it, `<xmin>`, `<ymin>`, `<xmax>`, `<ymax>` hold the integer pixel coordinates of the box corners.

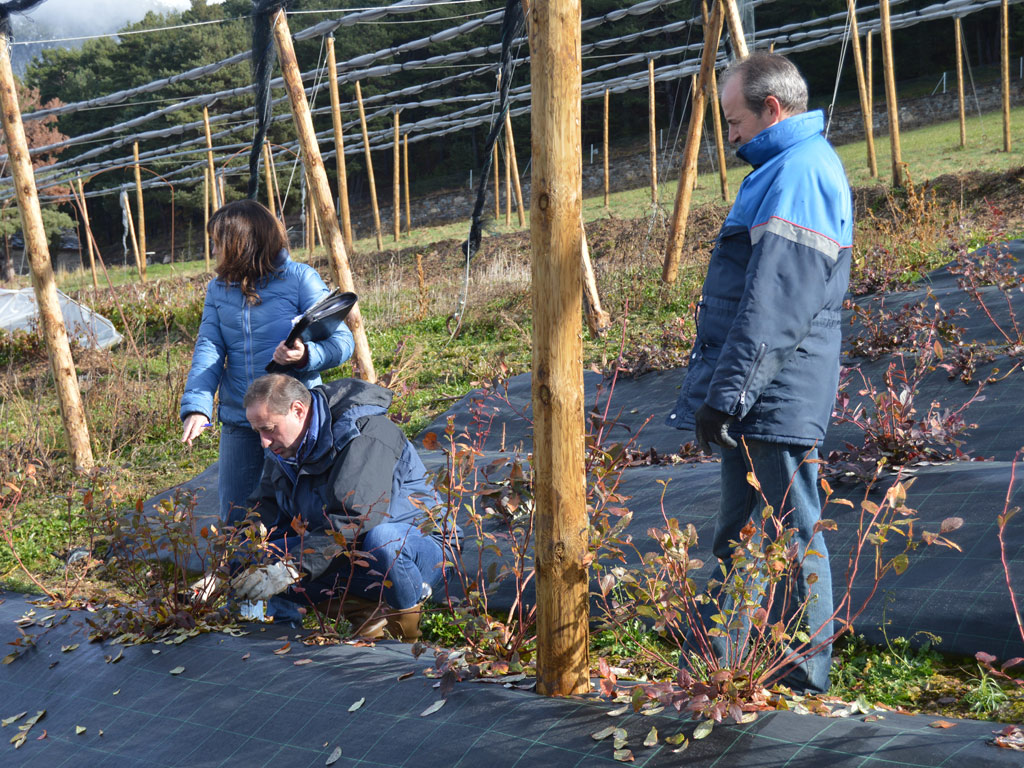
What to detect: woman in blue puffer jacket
<box><xmin>180</xmin><ymin>200</ymin><xmax>354</xmax><ymax>522</ymax></box>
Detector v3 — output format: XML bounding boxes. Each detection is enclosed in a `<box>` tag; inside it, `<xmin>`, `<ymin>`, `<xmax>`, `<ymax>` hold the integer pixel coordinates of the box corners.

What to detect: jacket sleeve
<box><xmin>328</xmin><ymin>428</ymin><xmax>401</xmax><ymax>531</ymax></box>
<box><xmin>705</xmin><ymin>179</ymin><xmax>848</xmax><ymax>420</ymax></box>
<box><xmin>180</xmin><ymin>284</ymin><xmax>225</xmax><ymax>421</ymax></box>
<box><xmin>293</xmin><ymin>266</ymin><xmax>355</xmax><ymax>374</ymax></box>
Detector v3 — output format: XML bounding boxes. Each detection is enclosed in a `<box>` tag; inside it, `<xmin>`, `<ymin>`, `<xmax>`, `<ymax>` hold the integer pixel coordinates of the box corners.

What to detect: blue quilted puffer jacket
<box><xmin>180</xmin><ymin>250</ymin><xmax>354</xmax><ymax>427</ymax></box>
<box><xmin>666</xmin><ymin>110</ymin><xmax>853</xmax><ymax>446</ymax></box>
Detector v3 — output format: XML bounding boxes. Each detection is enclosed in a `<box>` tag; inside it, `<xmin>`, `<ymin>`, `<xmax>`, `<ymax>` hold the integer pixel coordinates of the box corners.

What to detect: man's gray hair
<box><xmin>721</xmin><ymin>52</ymin><xmax>808</xmax><ymax>117</ymax></box>
<box><xmin>244</xmin><ymin>373</ymin><xmax>311</xmax><ymax>415</ymax></box>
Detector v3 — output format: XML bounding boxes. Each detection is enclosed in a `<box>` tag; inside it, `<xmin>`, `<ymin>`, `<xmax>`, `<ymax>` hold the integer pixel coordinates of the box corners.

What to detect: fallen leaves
<box><xmin>274</xmin><ymin>642</ymin><xmax>291</xmax><ymax>656</ymax></box>
<box><xmin>348</xmin><ymin>698</ymin><xmax>365</xmax><ymax>713</ymax></box>
<box><xmin>993</xmin><ymin>725</ymin><xmax>1024</xmax><ymax>750</ymax></box>
<box><xmin>9</xmin><ymin>710</ymin><xmax>45</xmax><ymax>748</ymax></box>
<box><xmin>168</xmin><ymin>666</ymin><xmax>185</xmax><ymax>676</ymax></box>
<box><xmin>693</xmin><ymin>720</ymin><xmax>714</xmax><ymax>740</ymax></box>
<box><xmin>420</xmin><ymin>699</ymin><xmax>446</xmax><ymax>717</ymax></box>
<box><xmin>325</xmin><ymin>745</ymin><xmax>343</xmax><ymax>765</ymax></box>
<box><xmin>929</xmin><ymin>720</ymin><xmax>957</xmax><ymax>729</ymax></box>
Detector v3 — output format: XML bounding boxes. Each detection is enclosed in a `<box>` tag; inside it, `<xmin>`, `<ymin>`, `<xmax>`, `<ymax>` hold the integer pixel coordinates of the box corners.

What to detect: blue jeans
<box><xmin>708</xmin><ymin>439</ymin><xmax>834</xmax><ymax>693</ymax></box>
<box><xmin>218</xmin><ymin>422</ymin><xmax>266</xmax><ymax>524</ymax></box>
<box><xmin>274</xmin><ymin>523</ymin><xmax>447</xmax><ymax>620</ymax></box>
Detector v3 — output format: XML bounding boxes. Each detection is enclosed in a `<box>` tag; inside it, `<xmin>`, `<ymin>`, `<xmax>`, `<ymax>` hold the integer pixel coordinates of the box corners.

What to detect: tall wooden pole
<box><xmin>1001</xmin><ymin>0</ymin><xmax>1011</xmax><ymax>152</ymax></box>
<box><xmin>708</xmin><ymin>68</ymin><xmax>729</xmax><ymax>201</ymax></box>
<box><xmin>845</xmin><ymin>0</ymin><xmax>877</xmax><ymax>177</ymax></box>
<box><xmin>955</xmin><ymin>17</ymin><xmax>966</xmax><ymax>147</ymax></box>
<box><xmin>326</xmin><ymin>34</ymin><xmax>354</xmax><ymax>254</ymax></box>
<box><xmin>403</xmin><ymin>134</ymin><xmax>411</xmax><ymax>231</ymax></box>
<box><xmin>722</xmin><ymin>0</ymin><xmax>749</xmax><ymax>59</ymax></box>
<box><xmin>218</xmin><ymin>174</ymin><xmax>227</xmax><ymax>208</ymax></box>
<box><xmin>77</xmin><ymin>179</ymin><xmax>98</xmax><ymax>291</ymax></box>
<box><xmin>0</xmin><ymin>37</ymin><xmax>92</xmax><ymax>470</ymax></box>
<box><xmin>202</xmin><ymin>106</ymin><xmax>219</xmax><ymax>210</ymax></box>
<box><xmin>879</xmin><ymin>0</ymin><xmax>903</xmax><ymax>187</ymax></box>
<box><xmin>123</xmin><ymin>190</ymin><xmax>144</xmax><ymax>282</ymax></box>
<box><xmin>603</xmin><ymin>88</ymin><xmax>610</xmax><ymax>207</ymax></box>
<box><xmin>263</xmin><ymin>141</ymin><xmax>277</xmax><ymax>217</ymax></box>
<box><xmin>648</xmin><ymin>59</ymin><xmax>658</xmax><ymax>205</ymax></box>
<box><xmin>493</xmin><ymin>140</ymin><xmax>500</xmax><ymax>220</ymax></box>
<box><xmin>273</xmin><ymin>10</ymin><xmax>376</xmax><ymax>382</ymax></box>
<box><xmin>663</xmin><ymin>0</ymin><xmax>724</xmax><ymax>283</ymax></box>
<box><xmin>504</xmin><ymin>120</ymin><xmax>512</xmax><ymax>226</ymax></box>
<box><xmin>393</xmin><ymin>111</ymin><xmax>401</xmax><ymax>242</ymax></box>
<box><xmin>866</xmin><ymin>30</ymin><xmax>873</xmax><ymax>120</ymax></box>
<box><xmin>132</xmin><ymin>141</ymin><xmax>147</xmax><ymax>275</ymax></box>
<box><xmin>505</xmin><ymin>113</ymin><xmax>525</xmax><ymax>227</ymax></box>
<box><xmin>530</xmin><ymin>0</ymin><xmax>588</xmax><ymax>698</ymax></box>
<box><xmin>203</xmin><ymin>165</ymin><xmax>211</xmax><ymax>270</ymax></box>
<box><xmin>354</xmin><ymin>80</ymin><xmax>384</xmax><ymax>251</ymax></box>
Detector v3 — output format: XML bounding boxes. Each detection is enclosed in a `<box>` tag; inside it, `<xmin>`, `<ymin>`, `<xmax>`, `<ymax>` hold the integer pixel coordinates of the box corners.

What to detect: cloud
<box><xmin>10</xmin><ymin>0</ymin><xmax>223</xmax><ymax>39</ymax></box>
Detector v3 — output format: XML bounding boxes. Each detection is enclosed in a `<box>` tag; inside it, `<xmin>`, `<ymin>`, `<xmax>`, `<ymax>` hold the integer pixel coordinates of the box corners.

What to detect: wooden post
<box><xmin>603</xmin><ymin>88</ymin><xmax>610</xmax><ymax>207</ymax></box>
<box><xmin>263</xmin><ymin>141</ymin><xmax>277</xmax><ymax>217</ymax></box>
<box><xmin>268</xmin><ymin>144</ymin><xmax>284</xmax><ymax>217</ymax></box>
<box><xmin>505</xmin><ymin>113</ymin><xmax>525</xmax><ymax>226</ymax></box>
<box><xmin>354</xmin><ymin>80</ymin><xmax>384</xmax><ymax>251</ymax></box>
<box><xmin>123</xmin><ymin>190</ymin><xmax>144</xmax><ymax>282</ymax></box>
<box><xmin>132</xmin><ymin>141</ymin><xmax>147</xmax><ymax>276</ymax></box>
<box><xmin>708</xmin><ymin>68</ymin><xmax>729</xmax><ymax>201</ymax></box>
<box><xmin>403</xmin><ymin>134</ymin><xmax>411</xmax><ymax>232</ymax></box>
<box><xmin>392</xmin><ymin>111</ymin><xmax>401</xmax><ymax>242</ymax></box>
<box><xmin>77</xmin><ymin>179</ymin><xmax>98</xmax><ymax>291</ymax></box>
<box><xmin>218</xmin><ymin>174</ymin><xmax>227</xmax><ymax>207</ymax></box>
<box><xmin>504</xmin><ymin>119</ymin><xmax>512</xmax><ymax>226</ymax></box>
<box><xmin>580</xmin><ymin>219</ymin><xmax>609</xmax><ymax>337</ymax></box>
<box><xmin>955</xmin><ymin>17</ymin><xmax>966</xmax><ymax>148</ymax></box>
<box><xmin>879</xmin><ymin>0</ymin><xmax>903</xmax><ymax>186</ymax></box>
<box><xmin>1001</xmin><ymin>0</ymin><xmax>1011</xmax><ymax>152</ymax></box>
<box><xmin>326</xmin><ymin>34</ymin><xmax>354</xmax><ymax>254</ymax></box>
<box><xmin>305</xmin><ymin>180</ymin><xmax>314</xmax><ymax>256</ymax></box>
<box><xmin>648</xmin><ymin>58</ymin><xmax>657</xmax><ymax>205</ymax></box>
<box><xmin>722</xmin><ymin>0</ymin><xmax>749</xmax><ymax>59</ymax></box>
<box><xmin>845</xmin><ymin>0</ymin><xmax>878</xmax><ymax>177</ymax></box>
<box><xmin>203</xmin><ymin>165</ymin><xmax>211</xmax><ymax>270</ymax></box>
<box><xmin>203</xmin><ymin>105</ymin><xmax>219</xmax><ymax>210</ymax></box>
<box><xmin>866</xmin><ymin>30</ymin><xmax>873</xmax><ymax>119</ymax></box>
<box><xmin>663</xmin><ymin>0</ymin><xmax>724</xmax><ymax>283</ymax></box>
<box><xmin>493</xmin><ymin>140</ymin><xmax>500</xmax><ymax>220</ymax></box>
<box><xmin>529</xmin><ymin>0</ymin><xmax>589</xmax><ymax>698</ymax></box>
<box><xmin>0</xmin><ymin>39</ymin><xmax>93</xmax><ymax>470</ymax></box>
<box><xmin>273</xmin><ymin>10</ymin><xmax>376</xmax><ymax>382</ymax></box>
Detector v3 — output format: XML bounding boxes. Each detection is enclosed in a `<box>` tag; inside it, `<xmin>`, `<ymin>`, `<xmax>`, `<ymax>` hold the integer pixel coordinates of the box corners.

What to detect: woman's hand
<box><xmin>181</xmin><ymin>413</ymin><xmax>212</xmax><ymax>445</ymax></box>
<box><xmin>273</xmin><ymin>338</ymin><xmax>308</xmax><ymax>367</ymax></box>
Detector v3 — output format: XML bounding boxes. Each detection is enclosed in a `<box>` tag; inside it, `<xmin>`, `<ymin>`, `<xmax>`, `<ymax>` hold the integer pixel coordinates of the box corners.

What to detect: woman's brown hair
<box><xmin>209</xmin><ymin>200</ymin><xmax>289</xmax><ymax>304</ymax></box>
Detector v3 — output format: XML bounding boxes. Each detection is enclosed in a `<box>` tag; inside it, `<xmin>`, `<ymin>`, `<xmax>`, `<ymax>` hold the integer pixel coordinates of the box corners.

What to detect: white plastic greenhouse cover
<box><xmin>0</xmin><ymin>288</ymin><xmax>123</xmax><ymax>350</ymax></box>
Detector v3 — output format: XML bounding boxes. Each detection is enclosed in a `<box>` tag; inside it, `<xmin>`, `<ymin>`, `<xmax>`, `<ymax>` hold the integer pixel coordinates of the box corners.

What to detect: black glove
<box><xmin>694</xmin><ymin>404</ymin><xmax>737</xmax><ymax>455</ymax></box>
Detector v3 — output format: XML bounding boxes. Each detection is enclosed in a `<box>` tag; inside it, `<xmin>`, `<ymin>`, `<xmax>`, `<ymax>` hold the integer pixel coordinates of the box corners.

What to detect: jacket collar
<box><xmin>736</xmin><ymin>110</ymin><xmax>825</xmax><ymax>168</ymax></box>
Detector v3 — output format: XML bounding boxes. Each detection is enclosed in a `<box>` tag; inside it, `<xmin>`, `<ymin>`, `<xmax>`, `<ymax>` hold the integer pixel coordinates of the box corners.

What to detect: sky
<box><xmin>11</xmin><ymin>0</ymin><xmax>225</xmax><ymax>40</ymax></box>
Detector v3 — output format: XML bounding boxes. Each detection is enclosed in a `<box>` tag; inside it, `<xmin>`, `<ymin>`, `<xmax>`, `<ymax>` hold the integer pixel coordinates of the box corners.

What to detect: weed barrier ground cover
<box><xmin>0</xmin><ymin>591</ymin><xmax>1020</xmax><ymax>767</ymax></box>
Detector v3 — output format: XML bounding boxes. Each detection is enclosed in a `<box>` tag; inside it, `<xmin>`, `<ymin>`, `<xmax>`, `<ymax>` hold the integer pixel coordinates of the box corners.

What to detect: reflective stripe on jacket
<box><xmin>666</xmin><ymin>110</ymin><xmax>853</xmax><ymax>446</ymax></box>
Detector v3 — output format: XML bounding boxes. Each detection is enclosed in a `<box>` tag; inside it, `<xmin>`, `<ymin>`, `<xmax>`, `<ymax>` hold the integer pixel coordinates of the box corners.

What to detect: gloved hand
<box><xmin>694</xmin><ymin>403</ymin><xmax>737</xmax><ymax>455</ymax></box>
<box><xmin>188</xmin><ymin>573</ymin><xmax>221</xmax><ymax>604</ymax></box>
<box><xmin>231</xmin><ymin>561</ymin><xmax>300</xmax><ymax>601</ymax></box>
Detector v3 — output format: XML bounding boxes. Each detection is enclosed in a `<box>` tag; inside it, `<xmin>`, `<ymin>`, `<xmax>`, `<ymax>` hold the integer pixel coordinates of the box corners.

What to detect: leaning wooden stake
<box><xmin>504</xmin><ymin>120</ymin><xmax>512</xmax><ymax>226</ymax></box>
<box><xmin>354</xmin><ymin>80</ymin><xmax>384</xmax><ymax>251</ymax></box>
<box><xmin>1001</xmin><ymin>0</ymin><xmax>1011</xmax><ymax>152</ymax></box>
<box><xmin>722</xmin><ymin>0</ymin><xmax>749</xmax><ymax>58</ymax></box>
<box><xmin>493</xmin><ymin>140</ymin><xmax>500</xmax><ymax>220</ymax></box>
<box><xmin>708</xmin><ymin>67</ymin><xmax>729</xmax><ymax>201</ymax></box>
<box><xmin>603</xmin><ymin>88</ymin><xmax>610</xmax><ymax>207</ymax></box>
<box><xmin>647</xmin><ymin>58</ymin><xmax>657</xmax><ymax>205</ymax></box>
<box><xmin>273</xmin><ymin>9</ymin><xmax>376</xmax><ymax>382</ymax></box>
<box><xmin>581</xmin><ymin>218</ymin><xmax>610</xmax><ymax>337</ymax></box>
<box><xmin>0</xmin><ymin>36</ymin><xmax>95</xmax><ymax>471</ymax></box>
<box><xmin>662</xmin><ymin>0</ymin><xmax>724</xmax><ymax>283</ymax></box>
<box><xmin>263</xmin><ymin>141</ymin><xmax>277</xmax><ymax>217</ymax></box>
<box><xmin>845</xmin><ymin>0</ymin><xmax>877</xmax><ymax>177</ymax></box>
<box><xmin>132</xmin><ymin>141</ymin><xmax>147</xmax><ymax>273</ymax></box>
<box><xmin>202</xmin><ymin>106</ymin><xmax>219</xmax><ymax>209</ymax></box>
<box><xmin>403</xmin><ymin>134</ymin><xmax>411</xmax><ymax>232</ymax></box>
<box><xmin>879</xmin><ymin>0</ymin><xmax>903</xmax><ymax>187</ymax></box>
<box><xmin>77</xmin><ymin>178</ymin><xmax>98</xmax><ymax>291</ymax></box>
<box><xmin>203</xmin><ymin>165</ymin><xmax>211</xmax><ymax>270</ymax></box>
<box><xmin>393</xmin><ymin>111</ymin><xmax>401</xmax><ymax>242</ymax></box>
<box><xmin>123</xmin><ymin>190</ymin><xmax>144</xmax><ymax>282</ymax></box>
<box><xmin>955</xmin><ymin>17</ymin><xmax>966</xmax><ymax>148</ymax></box>
<box><xmin>866</xmin><ymin>30</ymin><xmax>873</xmax><ymax>118</ymax></box>
<box><xmin>529</xmin><ymin>0</ymin><xmax>589</xmax><ymax>697</ymax></box>
<box><xmin>505</xmin><ymin>112</ymin><xmax>525</xmax><ymax>226</ymax></box>
<box><xmin>326</xmin><ymin>34</ymin><xmax>354</xmax><ymax>253</ymax></box>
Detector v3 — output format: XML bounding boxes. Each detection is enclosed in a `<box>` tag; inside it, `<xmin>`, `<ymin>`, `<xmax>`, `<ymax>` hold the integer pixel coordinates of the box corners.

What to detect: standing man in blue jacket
<box><xmin>666</xmin><ymin>53</ymin><xmax>852</xmax><ymax>693</ymax></box>
<box><xmin>224</xmin><ymin>373</ymin><xmax>457</xmax><ymax>640</ymax></box>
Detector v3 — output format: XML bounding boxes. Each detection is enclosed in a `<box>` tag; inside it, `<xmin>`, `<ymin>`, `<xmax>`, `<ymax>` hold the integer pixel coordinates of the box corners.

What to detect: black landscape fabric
<box><xmin>0</xmin><ymin>592</ymin><xmax>1020</xmax><ymax>768</ymax></box>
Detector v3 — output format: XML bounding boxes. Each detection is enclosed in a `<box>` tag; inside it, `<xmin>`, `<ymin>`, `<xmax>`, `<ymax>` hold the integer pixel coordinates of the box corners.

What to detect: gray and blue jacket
<box><xmin>248</xmin><ymin>379</ymin><xmax>455</xmax><ymax>580</ymax></box>
<box><xmin>180</xmin><ymin>250</ymin><xmax>354</xmax><ymax>427</ymax></box>
<box><xmin>667</xmin><ymin>110</ymin><xmax>853</xmax><ymax>446</ymax></box>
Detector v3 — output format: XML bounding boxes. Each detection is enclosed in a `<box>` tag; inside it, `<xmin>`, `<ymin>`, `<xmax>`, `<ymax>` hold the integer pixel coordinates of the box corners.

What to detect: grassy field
<box><xmin>2</xmin><ymin>101</ymin><xmax>1024</xmax><ymax>720</ymax></box>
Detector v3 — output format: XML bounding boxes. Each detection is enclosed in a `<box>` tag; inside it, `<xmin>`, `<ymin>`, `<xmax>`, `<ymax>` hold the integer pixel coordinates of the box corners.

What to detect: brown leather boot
<box><xmin>383</xmin><ymin>604</ymin><xmax>422</xmax><ymax>643</ymax></box>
